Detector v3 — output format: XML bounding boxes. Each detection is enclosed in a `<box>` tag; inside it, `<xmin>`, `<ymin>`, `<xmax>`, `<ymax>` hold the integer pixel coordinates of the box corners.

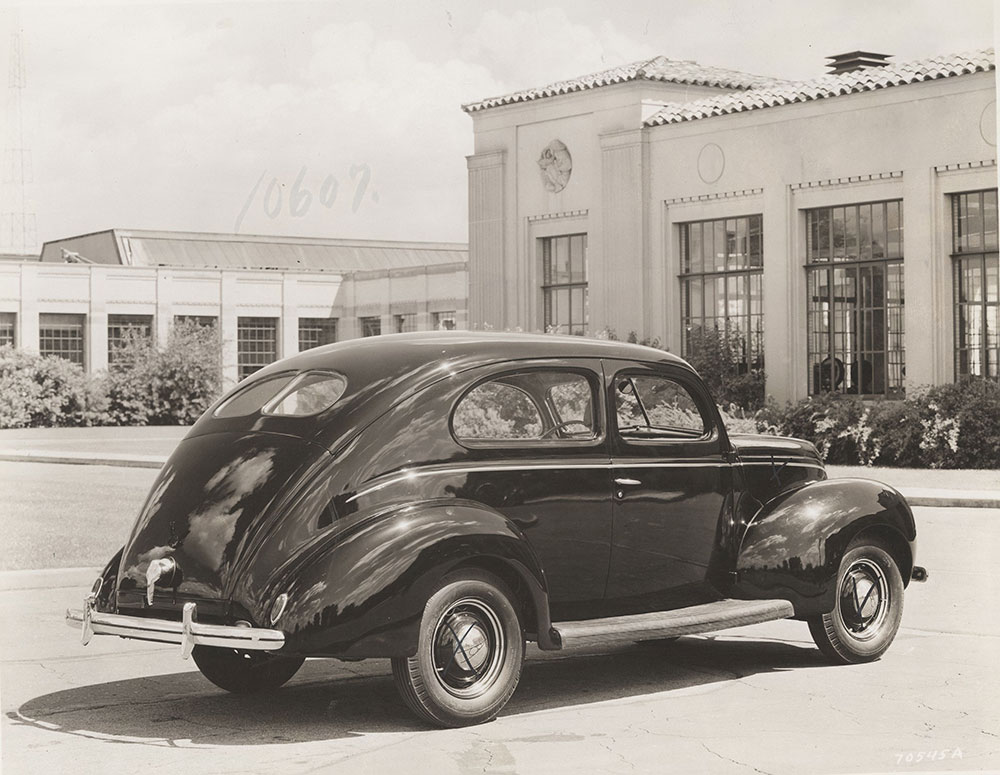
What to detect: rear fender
<box><xmin>734</xmin><ymin>478</ymin><xmax>916</xmax><ymax>616</ymax></box>
<box><xmin>94</xmin><ymin>546</ymin><xmax>124</xmax><ymax>613</ymax></box>
<box><xmin>267</xmin><ymin>500</ymin><xmax>553</xmax><ymax>658</ymax></box>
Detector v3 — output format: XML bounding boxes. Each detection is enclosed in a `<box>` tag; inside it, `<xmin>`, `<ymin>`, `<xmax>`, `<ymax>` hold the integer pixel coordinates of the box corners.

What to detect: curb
<box><xmin>0</xmin><ymin>567</ymin><xmax>101</xmax><ymax>591</ymax></box>
<box><xmin>0</xmin><ymin>452</ymin><xmax>164</xmax><ymax>469</ymax></box>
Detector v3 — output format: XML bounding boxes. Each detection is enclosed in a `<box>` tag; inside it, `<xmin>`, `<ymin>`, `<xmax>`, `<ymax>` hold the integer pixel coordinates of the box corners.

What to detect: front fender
<box><xmin>734</xmin><ymin>478</ymin><xmax>916</xmax><ymax>616</ymax></box>
<box><xmin>263</xmin><ymin>500</ymin><xmax>552</xmax><ymax>658</ymax></box>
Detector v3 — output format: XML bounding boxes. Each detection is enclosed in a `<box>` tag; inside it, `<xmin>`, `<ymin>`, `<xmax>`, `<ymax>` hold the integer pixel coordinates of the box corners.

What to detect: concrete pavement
<box><xmin>3</xmin><ymin>505</ymin><xmax>998</xmax><ymax>774</ymax></box>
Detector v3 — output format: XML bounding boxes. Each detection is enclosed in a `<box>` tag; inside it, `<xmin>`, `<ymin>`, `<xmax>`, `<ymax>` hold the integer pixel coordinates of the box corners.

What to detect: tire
<box><xmin>808</xmin><ymin>539</ymin><xmax>904</xmax><ymax>664</ymax></box>
<box><xmin>391</xmin><ymin>570</ymin><xmax>524</xmax><ymax>728</ymax></box>
<box><xmin>192</xmin><ymin>646</ymin><xmax>305</xmax><ymax>694</ymax></box>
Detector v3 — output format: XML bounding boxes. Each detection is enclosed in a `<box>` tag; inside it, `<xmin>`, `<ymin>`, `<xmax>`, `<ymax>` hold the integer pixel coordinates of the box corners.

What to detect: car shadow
<box><xmin>10</xmin><ymin>635</ymin><xmax>824</xmax><ymax>746</ymax></box>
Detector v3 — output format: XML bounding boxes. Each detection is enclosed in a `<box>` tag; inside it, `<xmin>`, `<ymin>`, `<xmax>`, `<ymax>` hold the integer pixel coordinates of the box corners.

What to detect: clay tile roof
<box><xmin>461</xmin><ymin>55</ymin><xmax>789</xmax><ymax>112</ymax></box>
<box><xmin>644</xmin><ymin>48</ymin><xmax>995</xmax><ymax>127</ymax></box>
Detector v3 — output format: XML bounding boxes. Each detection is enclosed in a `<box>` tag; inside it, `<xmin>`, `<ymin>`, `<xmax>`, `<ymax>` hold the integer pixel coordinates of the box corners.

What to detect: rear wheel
<box><xmin>392</xmin><ymin>570</ymin><xmax>524</xmax><ymax>727</ymax></box>
<box><xmin>808</xmin><ymin>539</ymin><xmax>904</xmax><ymax>664</ymax></box>
<box><xmin>192</xmin><ymin>646</ymin><xmax>305</xmax><ymax>694</ymax></box>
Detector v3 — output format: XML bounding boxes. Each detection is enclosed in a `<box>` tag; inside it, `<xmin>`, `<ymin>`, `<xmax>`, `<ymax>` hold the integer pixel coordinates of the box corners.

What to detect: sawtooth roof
<box><xmin>40</xmin><ymin>229</ymin><xmax>467</xmax><ymax>272</ymax></box>
<box><xmin>461</xmin><ymin>55</ymin><xmax>789</xmax><ymax>112</ymax></box>
<box><xmin>645</xmin><ymin>48</ymin><xmax>995</xmax><ymax>126</ymax></box>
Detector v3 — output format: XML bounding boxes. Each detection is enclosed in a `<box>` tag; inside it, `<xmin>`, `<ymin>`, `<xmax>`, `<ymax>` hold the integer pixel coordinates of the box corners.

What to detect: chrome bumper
<box><xmin>65</xmin><ymin>595</ymin><xmax>285</xmax><ymax>658</ymax></box>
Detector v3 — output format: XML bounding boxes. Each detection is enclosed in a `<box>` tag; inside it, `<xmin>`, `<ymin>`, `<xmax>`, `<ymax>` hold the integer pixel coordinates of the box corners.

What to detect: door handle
<box><xmin>614</xmin><ymin>477</ymin><xmax>642</xmax><ymax>486</ymax></box>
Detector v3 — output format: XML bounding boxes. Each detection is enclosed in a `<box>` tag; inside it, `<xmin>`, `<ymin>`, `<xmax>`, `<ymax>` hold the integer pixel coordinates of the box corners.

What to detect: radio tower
<box><xmin>2</xmin><ymin>8</ymin><xmax>37</xmax><ymax>254</ymax></box>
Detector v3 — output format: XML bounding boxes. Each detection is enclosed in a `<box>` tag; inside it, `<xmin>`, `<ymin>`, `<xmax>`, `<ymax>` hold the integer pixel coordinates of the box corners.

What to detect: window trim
<box><xmin>540</xmin><ymin>233</ymin><xmax>588</xmax><ymax>336</ymax></box>
<box><xmin>678</xmin><ymin>214</ymin><xmax>764</xmax><ymax>368</ymax></box>
<box><xmin>950</xmin><ymin>189</ymin><xmax>999</xmax><ymax>380</ymax></box>
<box><xmin>609</xmin><ymin>367</ymin><xmax>717</xmax><ymax>447</ymax></box>
<box><xmin>804</xmin><ymin>199</ymin><xmax>906</xmax><ymax>397</ymax></box>
<box><xmin>450</xmin><ymin>365</ymin><xmax>605</xmax><ymax>450</ymax></box>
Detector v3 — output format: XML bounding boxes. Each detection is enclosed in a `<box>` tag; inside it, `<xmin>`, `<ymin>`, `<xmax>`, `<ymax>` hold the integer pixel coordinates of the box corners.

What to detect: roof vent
<box><xmin>825</xmin><ymin>51</ymin><xmax>892</xmax><ymax>75</ymax></box>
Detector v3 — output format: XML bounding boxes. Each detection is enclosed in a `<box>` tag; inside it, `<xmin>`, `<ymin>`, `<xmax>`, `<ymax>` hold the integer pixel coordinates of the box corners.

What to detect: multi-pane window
<box><xmin>237</xmin><ymin>317</ymin><xmax>278</xmax><ymax>380</ymax></box>
<box><xmin>39</xmin><ymin>313</ymin><xmax>86</xmax><ymax>367</ymax></box>
<box><xmin>394</xmin><ymin>313</ymin><xmax>416</xmax><ymax>333</ymax></box>
<box><xmin>952</xmin><ymin>190</ymin><xmax>999</xmax><ymax>379</ymax></box>
<box><xmin>432</xmin><ymin>311</ymin><xmax>457</xmax><ymax>331</ymax></box>
<box><xmin>0</xmin><ymin>312</ymin><xmax>15</xmax><ymax>347</ymax></box>
<box><xmin>679</xmin><ymin>215</ymin><xmax>763</xmax><ymax>368</ymax></box>
<box><xmin>298</xmin><ymin>317</ymin><xmax>337</xmax><ymax>351</ymax></box>
<box><xmin>107</xmin><ymin>314</ymin><xmax>154</xmax><ymax>366</ymax></box>
<box><xmin>174</xmin><ymin>315</ymin><xmax>218</xmax><ymax>329</ymax></box>
<box><xmin>806</xmin><ymin>200</ymin><xmax>904</xmax><ymax>396</ymax></box>
<box><xmin>360</xmin><ymin>316</ymin><xmax>381</xmax><ymax>337</ymax></box>
<box><xmin>542</xmin><ymin>234</ymin><xmax>588</xmax><ymax>335</ymax></box>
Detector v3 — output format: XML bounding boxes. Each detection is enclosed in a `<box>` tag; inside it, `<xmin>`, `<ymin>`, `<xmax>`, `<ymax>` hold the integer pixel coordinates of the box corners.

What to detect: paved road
<box><xmin>2</xmin><ymin>504</ymin><xmax>998</xmax><ymax>775</ymax></box>
<box><xmin>0</xmin><ymin>462</ymin><xmax>157</xmax><ymax>570</ymax></box>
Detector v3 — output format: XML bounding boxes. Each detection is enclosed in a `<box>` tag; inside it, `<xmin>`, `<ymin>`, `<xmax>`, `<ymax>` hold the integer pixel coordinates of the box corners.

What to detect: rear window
<box><xmin>213</xmin><ymin>371</ymin><xmax>347</xmax><ymax>418</ymax></box>
<box><xmin>265</xmin><ymin>371</ymin><xmax>348</xmax><ymax>416</ymax></box>
<box><xmin>214</xmin><ymin>374</ymin><xmax>294</xmax><ymax>418</ymax></box>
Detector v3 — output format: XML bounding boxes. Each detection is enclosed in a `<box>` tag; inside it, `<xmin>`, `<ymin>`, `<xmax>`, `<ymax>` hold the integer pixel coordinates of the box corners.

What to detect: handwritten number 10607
<box><xmin>234</xmin><ymin>165</ymin><xmax>378</xmax><ymax>232</ymax></box>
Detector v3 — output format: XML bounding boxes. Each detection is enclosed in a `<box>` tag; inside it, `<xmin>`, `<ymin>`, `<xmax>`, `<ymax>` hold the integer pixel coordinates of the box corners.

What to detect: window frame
<box><xmin>237</xmin><ymin>316</ymin><xmax>279</xmax><ymax>381</ymax></box>
<box><xmin>450</xmin><ymin>365</ymin><xmax>605</xmax><ymax>450</ymax></box>
<box><xmin>541</xmin><ymin>234</ymin><xmax>588</xmax><ymax>336</ymax></box>
<box><xmin>0</xmin><ymin>311</ymin><xmax>16</xmax><ymax>347</ymax></box>
<box><xmin>360</xmin><ymin>316</ymin><xmax>382</xmax><ymax>338</ymax></box>
<box><xmin>39</xmin><ymin>312</ymin><xmax>86</xmax><ymax>368</ymax></box>
<box><xmin>951</xmin><ymin>189</ymin><xmax>999</xmax><ymax>380</ymax></box>
<box><xmin>678</xmin><ymin>214</ymin><xmax>764</xmax><ymax>369</ymax></box>
<box><xmin>805</xmin><ymin>199</ymin><xmax>905</xmax><ymax>397</ymax></box>
<box><xmin>298</xmin><ymin>317</ymin><xmax>338</xmax><ymax>351</ymax></box>
<box><xmin>107</xmin><ymin>313</ymin><xmax>154</xmax><ymax>367</ymax></box>
<box><xmin>609</xmin><ymin>366</ymin><xmax>717</xmax><ymax>447</ymax></box>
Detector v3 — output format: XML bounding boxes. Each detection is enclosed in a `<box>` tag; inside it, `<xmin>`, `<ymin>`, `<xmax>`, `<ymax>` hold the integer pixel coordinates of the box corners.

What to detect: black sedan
<box><xmin>68</xmin><ymin>332</ymin><xmax>925</xmax><ymax>727</ymax></box>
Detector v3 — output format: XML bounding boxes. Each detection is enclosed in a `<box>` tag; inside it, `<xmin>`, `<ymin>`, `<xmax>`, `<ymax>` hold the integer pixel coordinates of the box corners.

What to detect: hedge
<box><xmin>0</xmin><ymin>320</ymin><xmax>222</xmax><ymax>429</ymax></box>
<box><xmin>752</xmin><ymin>379</ymin><xmax>1000</xmax><ymax>469</ymax></box>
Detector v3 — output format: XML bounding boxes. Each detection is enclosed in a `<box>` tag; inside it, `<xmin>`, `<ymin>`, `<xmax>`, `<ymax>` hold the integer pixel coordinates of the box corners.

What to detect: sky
<box><xmin>0</xmin><ymin>0</ymin><xmax>995</xmax><ymax>251</ymax></box>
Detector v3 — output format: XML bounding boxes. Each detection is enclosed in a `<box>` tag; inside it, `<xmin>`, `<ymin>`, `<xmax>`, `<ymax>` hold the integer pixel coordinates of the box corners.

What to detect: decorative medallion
<box><xmin>697</xmin><ymin>143</ymin><xmax>726</xmax><ymax>184</ymax></box>
<box><xmin>980</xmin><ymin>101</ymin><xmax>996</xmax><ymax>147</ymax></box>
<box><xmin>538</xmin><ymin>139</ymin><xmax>572</xmax><ymax>193</ymax></box>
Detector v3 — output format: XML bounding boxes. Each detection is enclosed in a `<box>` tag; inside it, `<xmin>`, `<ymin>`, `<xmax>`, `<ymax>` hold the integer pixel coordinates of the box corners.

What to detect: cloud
<box><xmin>13</xmin><ymin>5</ymin><xmax>657</xmax><ymax>245</ymax></box>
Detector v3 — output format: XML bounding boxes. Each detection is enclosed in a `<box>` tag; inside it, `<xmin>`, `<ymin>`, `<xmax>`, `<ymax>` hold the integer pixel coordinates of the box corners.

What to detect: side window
<box><xmin>615</xmin><ymin>374</ymin><xmax>707</xmax><ymax>440</ymax></box>
<box><xmin>453</xmin><ymin>371</ymin><xmax>598</xmax><ymax>444</ymax></box>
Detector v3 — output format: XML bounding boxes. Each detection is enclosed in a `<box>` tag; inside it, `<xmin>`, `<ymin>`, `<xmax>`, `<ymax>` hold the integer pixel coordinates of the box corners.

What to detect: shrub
<box><xmin>916</xmin><ymin>379</ymin><xmax>1000</xmax><ymax>469</ymax></box>
<box><xmin>757</xmin><ymin>378</ymin><xmax>1000</xmax><ymax>469</ymax></box>
<box><xmin>103</xmin><ymin>320</ymin><xmax>222</xmax><ymax>425</ymax></box>
<box><xmin>0</xmin><ymin>346</ymin><xmax>107</xmax><ymax>428</ymax></box>
<box><xmin>684</xmin><ymin>327</ymin><xmax>765</xmax><ymax>411</ymax></box>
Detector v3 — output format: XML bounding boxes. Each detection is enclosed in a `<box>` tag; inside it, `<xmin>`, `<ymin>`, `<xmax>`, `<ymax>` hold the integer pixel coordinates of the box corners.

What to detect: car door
<box><xmin>604</xmin><ymin>360</ymin><xmax>733</xmax><ymax>612</ymax></box>
<box><xmin>450</xmin><ymin>360</ymin><xmax>613</xmax><ymax>615</ymax></box>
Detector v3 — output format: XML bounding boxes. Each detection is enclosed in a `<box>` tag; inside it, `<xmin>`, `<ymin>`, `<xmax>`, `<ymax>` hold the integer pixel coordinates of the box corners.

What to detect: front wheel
<box><xmin>392</xmin><ymin>570</ymin><xmax>524</xmax><ymax>727</ymax></box>
<box><xmin>192</xmin><ymin>646</ymin><xmax>305</xmax><ymax>694</ymax></box>
<box><xmin>808</xmin><ymin>539</ymin><xmax>904</xmax><ymax>664</ymax></box>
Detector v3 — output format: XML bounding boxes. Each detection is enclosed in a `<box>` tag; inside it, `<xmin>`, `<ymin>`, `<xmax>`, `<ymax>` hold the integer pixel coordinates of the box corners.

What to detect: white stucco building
<box><xmin>2</xmin><ymin>230</ymin><xmax>467</xmax><ymax>386</ymax></box>
<box><xmin>463</xmin><ymin>49</ymin><xmax>997</xmax><ymax>403</ymax></box>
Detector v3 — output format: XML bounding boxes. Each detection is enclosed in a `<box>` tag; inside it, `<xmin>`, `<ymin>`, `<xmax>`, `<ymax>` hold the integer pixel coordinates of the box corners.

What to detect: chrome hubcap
<box><xmin>839</xmin><ymin>558</ymin><xmax>888</xmax><ymax>640</ymax></box>
<box><xmin>432</xmin><ymin>599</ymin><xmax>504</xmax><ymax>698</ymax></box>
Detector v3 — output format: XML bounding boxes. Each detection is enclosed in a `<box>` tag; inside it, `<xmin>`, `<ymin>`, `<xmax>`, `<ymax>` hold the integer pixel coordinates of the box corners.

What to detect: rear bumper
<box><xmin>66</xmin><ymin>595</ymin><xmax>285</xmax><ymax>658</ymax></box>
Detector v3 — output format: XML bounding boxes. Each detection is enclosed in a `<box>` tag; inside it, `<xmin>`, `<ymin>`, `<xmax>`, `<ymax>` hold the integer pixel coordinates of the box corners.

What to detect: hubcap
<box><xmin>432</xmin><ymin>598</ymin><xmax>504</xmax><ymax>698</ymax></box>
<box><xmin>839</xmin><ymin>558</ymin><xmax>889</xmax><ymax>640</ymax></box>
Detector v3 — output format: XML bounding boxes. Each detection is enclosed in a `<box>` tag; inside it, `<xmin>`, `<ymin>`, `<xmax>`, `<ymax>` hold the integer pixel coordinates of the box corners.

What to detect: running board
<box><xmin>552</xmin><ymin>599</ymin><xmax>795</xmax><ymax>650</ymax></box>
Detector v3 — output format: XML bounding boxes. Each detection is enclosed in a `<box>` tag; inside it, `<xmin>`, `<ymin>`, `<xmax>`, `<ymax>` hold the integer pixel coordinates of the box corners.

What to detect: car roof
<box><xmin>261</xmin><ymin>331</ymin><xmax>693</xmax><ymax>380</ymax></box>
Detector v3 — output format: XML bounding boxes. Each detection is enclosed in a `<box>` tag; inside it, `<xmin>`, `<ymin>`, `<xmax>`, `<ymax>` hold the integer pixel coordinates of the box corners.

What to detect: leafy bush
<box><xmin>754</xmin><ymin>378</ymin><xmax>1000</xmax><ymax>469</ymax></box>
<box><xmin>0</xmin><ymin>346</ymin><xmax>106</xmax><ymax>428</ymax></box>
<box><xmin>684</xmin><ymin>327</ymin><xmax>765</xmax><ymax>411</ymax></box>
<box><xmin>103</xmin><ymin>320</ymin><xmax>222</xmax><ymax>425</ymax></box>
